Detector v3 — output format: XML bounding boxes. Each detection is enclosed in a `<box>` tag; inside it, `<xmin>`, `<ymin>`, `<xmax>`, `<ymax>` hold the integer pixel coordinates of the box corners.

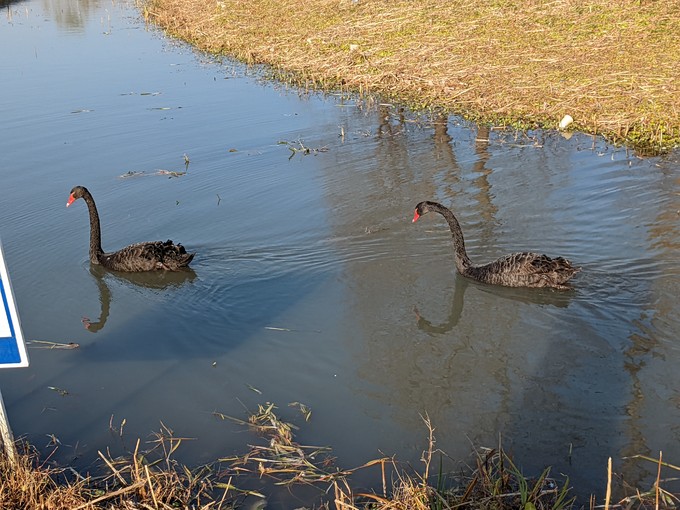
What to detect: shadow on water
<box><xmin>414</xmin><ymin>275</ymin><xmax>573</xmax><ymax>335</ymax></box>
<box><xmin>82</xmin><ymin>264</ymin><xmax>197</xmax><ymax>333</ymax></box>
<box><xmin>72</xmin><ymin>252</ymin><xmax>329</xmax><ymax>362</ymax></box>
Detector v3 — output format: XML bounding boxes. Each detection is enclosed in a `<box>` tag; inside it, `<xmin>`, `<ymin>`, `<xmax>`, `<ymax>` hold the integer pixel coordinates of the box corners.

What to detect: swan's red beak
<box><xmin>66</xmin><ymin>194</ymin><xmax>76</xmax><ymax>207</ymax></box>
<box><xmin>412</xmin><ymin>210</ymin><xmax>420</xmax><ymax>223</ymax></box>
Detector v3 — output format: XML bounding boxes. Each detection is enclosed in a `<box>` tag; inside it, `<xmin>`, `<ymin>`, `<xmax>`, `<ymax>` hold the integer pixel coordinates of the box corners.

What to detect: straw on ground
<box><xmin>143</xmin><ymin>0</ymin><xmax>680</xmax><ymax>153</ymax></box>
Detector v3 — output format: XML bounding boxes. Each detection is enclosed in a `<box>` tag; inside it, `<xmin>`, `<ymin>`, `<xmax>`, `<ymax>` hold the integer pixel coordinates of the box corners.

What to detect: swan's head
<box><xmin>412</xmin><ymin>201</ymin><xmax>434</xmax><ymax>223</ymax></box>
<box><xmin>66</xmin><ymin>186</ymin><xmax>88</xmax><ymax>207</ymax></box>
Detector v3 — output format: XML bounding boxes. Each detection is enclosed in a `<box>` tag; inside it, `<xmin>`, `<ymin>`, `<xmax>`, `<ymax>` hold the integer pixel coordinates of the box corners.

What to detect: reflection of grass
<box><xmin>0</xmin><ymin>401</ymin><xmax>677</xmax><ymax>509</ymax></box>
<box><xmin>144</xmin><ymin>0</ymin><xmax>680</xmax><ymax>154</ymax></box>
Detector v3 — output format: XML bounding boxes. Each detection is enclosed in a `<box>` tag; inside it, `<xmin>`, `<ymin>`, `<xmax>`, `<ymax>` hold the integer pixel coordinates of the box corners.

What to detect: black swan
<box><xmin>66</xmin><ymin>185</ymin><xmax>194</xmax><ymax>272</ymax></box>
<box><xmin>412</xmin><ymin>201</ymin><xmax>578</xmax><ymax>289</ymax></box>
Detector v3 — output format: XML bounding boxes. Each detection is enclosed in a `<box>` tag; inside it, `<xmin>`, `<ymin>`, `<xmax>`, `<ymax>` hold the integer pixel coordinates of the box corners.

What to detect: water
<box><xmin>1</xmin><ymin>0</ymin><xmax>680</xmax><ymax>505</ymax></box>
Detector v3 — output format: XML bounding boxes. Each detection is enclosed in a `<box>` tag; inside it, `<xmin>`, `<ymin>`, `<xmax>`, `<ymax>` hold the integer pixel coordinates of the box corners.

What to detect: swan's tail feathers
<box><xmin>539</xmin><ymin>255</ymin><xmax>580</xmax><ymax>289</ymax></box>
<box><xmin>552</xmin><ymin>256</ymin><xmax>580</xmax><ymax>275</ymax></box>
<box><xmin>175</xmin><ymin>248</ymin><xmax>195</xmax><ymax>268</ymax></box>
<box><xmin>160</xmin><ymin>240</ymin><xmax>194</xmax><ymax>270</ymax></box>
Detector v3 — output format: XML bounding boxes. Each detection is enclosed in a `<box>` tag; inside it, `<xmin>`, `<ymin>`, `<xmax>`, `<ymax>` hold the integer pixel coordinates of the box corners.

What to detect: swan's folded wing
<box><xmin>101</xmin><ymin>241</ymin><xmax>194</xmax><ymax>272</ymax></box>
<box><xmin>468</xmin><ymin>252</ymin><xmax>578</xmax><ymax>288</ymax></box>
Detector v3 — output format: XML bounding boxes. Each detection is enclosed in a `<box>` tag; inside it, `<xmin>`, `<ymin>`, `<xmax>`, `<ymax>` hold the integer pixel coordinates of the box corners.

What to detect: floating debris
<box><xmin>216</xmin><ymin>402</ymin><xmax>355</xmax><ymax>487</ymax></box>
<box><xmin>156</xmin><ymin>169</ymin><xmax>186</xmax><ymax>178</ymax></box>
<box><xmin>289</xmin><ymin>401</ymin><xmax>312</xmax><ymax>421</ymax></box>
<box><xmin>119</xmin><ymin>169</ymin><xmax>186</xmax><ymax>179</ymax></box>
<box><xmin>120</xmin><ymin>91</ymin><xmax>161</xmax><ymax>96</ymax></box>
<box><xmin>264</xmin><ymin>326</ymin><xmax>292</xmax><ymax>332</ymax></box>
<box><xmin>47</xmin><ymin>386</ymin><xmax>70</xmax><ymax>397</ymax></box>
<box><xmin>265</xmin><ymin>325</ymin><xmax>322</xmax><ymax>333</ymax></box>
<box><xmin>45</xmin><ymin>433</ymin><xmax>63</xmax><ymax>447</ymax></box>
<box><xmin>27</xmin><ymin>340</ymin><xmax>79</xmax><ymax>350</ymax></box>
<box><xmin>118</xmin><ymin>170</ymin><xmax>146</xmax><ymax>178</ymax></box>
<box><xmin>280</xmin><ymin>139</ymin><xmax>329</xmax><ymax>159</ymax></box>
<box><xmin>246</xmin><ymin>384</ymin><xmax>263</xmax><ymax>394</ymax></box>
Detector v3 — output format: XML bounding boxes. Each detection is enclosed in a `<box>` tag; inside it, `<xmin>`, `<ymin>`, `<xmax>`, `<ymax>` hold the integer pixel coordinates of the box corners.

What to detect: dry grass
<box><xmin>609</xmin><ymin>453</ymin><xmax>680</xmax><ymax>510</ymax></box>
<box><xmin>215</xmin><ymin>401</ymin><xmax>348</xmax><ymax>486</ymax></box>
<box><xmin>0</xmin><ymin>425</ymin><xmax>229</xmax><ymax>510</ymax></box>
<box><xmin>4</xmin><ymin>404</ymin><xmax>680</xmax><ymax>510</ymax></box>
<box><xmin>0</xmin><ymin>442</ymin><xmax>89</xmax><ymax>509</ymax></box>
<box><xmin>333</xmin><ymin>417</ymin><xmax>573</xmax><ymax>510</ymax></box>
<box><xmin>143</xmin><ymin>0</ymin><xmax>680</xmax><ymax>153</ymax></box>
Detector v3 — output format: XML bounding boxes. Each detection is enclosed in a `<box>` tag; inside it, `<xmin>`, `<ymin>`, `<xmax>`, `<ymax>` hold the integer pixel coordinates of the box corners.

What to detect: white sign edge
<box><xmin>0</xmin><ymin>238</ymin><xmax>29</xmax><ymax>368</ymax></box>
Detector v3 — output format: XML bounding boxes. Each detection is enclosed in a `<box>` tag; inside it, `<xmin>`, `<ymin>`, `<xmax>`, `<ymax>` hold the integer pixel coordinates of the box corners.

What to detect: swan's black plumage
<box><xmin>412</xmin><ymin>201</ymin><xmax>578</xmax><ymax>289</ymax></box>
<box><xmin>67</xmin><ymin>185</ymin><xmax>194</xmax><ymax>272</ymax></box>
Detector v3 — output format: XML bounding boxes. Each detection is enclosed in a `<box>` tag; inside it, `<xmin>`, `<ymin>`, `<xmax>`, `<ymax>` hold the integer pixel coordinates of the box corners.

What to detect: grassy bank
<box><xmin>1</xmin><ymin>401</ymin><xmax>678</xmax><ymax>509</ymax></box>
<box><xmin>0</xmin><ymin>407</ymin><xmax>578</xmax><ymax>510</ymax></box>
<box><xmin>143</xmin><ymin>0</ymin><xmax>680</xmax><ymax>154</ymax></box>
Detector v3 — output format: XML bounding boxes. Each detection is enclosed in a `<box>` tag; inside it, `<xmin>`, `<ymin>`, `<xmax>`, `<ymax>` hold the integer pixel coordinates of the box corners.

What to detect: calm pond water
<box><xmin>1</xmin><ymin>0</ymin><xmax>680</xmax><ymax>506</ymax></box>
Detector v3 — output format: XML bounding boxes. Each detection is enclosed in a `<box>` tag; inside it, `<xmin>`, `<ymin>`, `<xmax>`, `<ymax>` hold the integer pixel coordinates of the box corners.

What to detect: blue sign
<box><xmin>0</xmin><ymin>241</ymin><xmax>29</xmax><ymax>368</ymax></box>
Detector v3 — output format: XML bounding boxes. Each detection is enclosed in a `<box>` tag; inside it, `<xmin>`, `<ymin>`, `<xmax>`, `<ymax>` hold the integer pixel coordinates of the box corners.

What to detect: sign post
<box><xmin>0</xmin><ymin>239</ymin><xmax>29</xmax><ymax>463</ymax></box>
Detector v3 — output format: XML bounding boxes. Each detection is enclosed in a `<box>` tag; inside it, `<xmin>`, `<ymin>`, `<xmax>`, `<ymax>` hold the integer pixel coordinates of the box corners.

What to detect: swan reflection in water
<box><xmin>414</xmin><ymin>276</ymin><xmax>575</xmax><ymax>336</ymax></box>
<box><xmin>82</xmin><ymin>264</ymin><xmax>197</xmax><ymax>332</ymax></box>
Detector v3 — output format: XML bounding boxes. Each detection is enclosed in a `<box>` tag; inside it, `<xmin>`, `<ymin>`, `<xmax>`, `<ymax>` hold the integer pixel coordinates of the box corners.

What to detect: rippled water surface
<box><xmin>1</xmin><ymin>0</ymin><xmax>680</xmax><ymax>506</ymax></box>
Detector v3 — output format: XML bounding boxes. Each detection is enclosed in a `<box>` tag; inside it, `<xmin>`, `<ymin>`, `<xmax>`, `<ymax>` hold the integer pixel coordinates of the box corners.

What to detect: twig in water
<box><xmin>47</xmin><ymin>386</ymin><xmax>70</xmax><ymax>396</ymax></box>
<box><xmin>289</xmin><ymin>402</ymin><xmax>312</xmax><ymax>421</ymax></box>
<box><xmin>28</xmin><ymin>340</ymin><xmax>79</xmax><ymax>349</ymax></box>
<box><xmin>247</xmin><ymin>384</ymin><xmax>263</xmax><ymax>394</ymax></box>
<box><xmin>156</xmin><ymin>169</ymin><xmax>186</xmax><ymax>178</ymax></box>
<box><xmin>265</xmin><ymin>326</ymin><xmax>322</xmax><ymax>333</ymax></box>
<box><xmin>282</xmin><ymin>139</ymin><xmax>329</xmax><ymax>159</ymax></box>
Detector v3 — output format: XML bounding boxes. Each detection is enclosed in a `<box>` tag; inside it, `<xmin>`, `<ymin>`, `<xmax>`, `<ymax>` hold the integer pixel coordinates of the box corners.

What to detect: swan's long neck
<box><xmin>431</xmin><ymin>203</ymin><xmax>472</xmax><ymax>272</ymax></box>
<box><xmin>81</xmin><ymin>190</ymin><xmax>104</xmax><ymax>264</ymax></box>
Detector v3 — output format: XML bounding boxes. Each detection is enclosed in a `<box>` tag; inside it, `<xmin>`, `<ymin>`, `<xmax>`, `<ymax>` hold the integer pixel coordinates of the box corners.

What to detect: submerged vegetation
<box><xmin>1</xmin><ymin>400</ymin><xmax>680</xmax><ymax>509</ymax></box>
<box><xmin>142</xmin><ymin>0</ymin><xmax>680</xmax><ymax>154</ymax></box>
